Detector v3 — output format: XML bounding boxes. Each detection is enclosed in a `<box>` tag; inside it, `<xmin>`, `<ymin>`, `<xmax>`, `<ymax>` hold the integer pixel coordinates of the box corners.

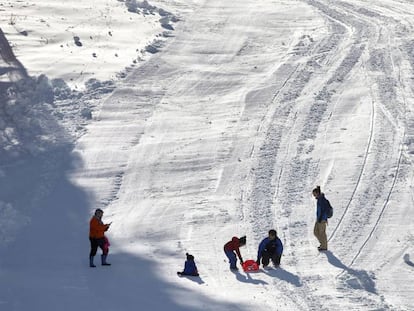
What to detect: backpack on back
<box><xmin>325</xmin><ymin>199</ymin><xmax>333</xmax><ymax>218</ymax></box>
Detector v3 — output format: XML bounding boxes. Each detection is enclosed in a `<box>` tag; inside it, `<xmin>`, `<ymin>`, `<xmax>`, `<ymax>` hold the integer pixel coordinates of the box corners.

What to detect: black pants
<box><xmin>89</xmin><ymin>237</ymin><xmax>107</xmax><ymax>257</ymax></box>
<box><xmin>261</xmin><ymin>250</ymin><xmax>281</xmax><ymax>266</ymax></box>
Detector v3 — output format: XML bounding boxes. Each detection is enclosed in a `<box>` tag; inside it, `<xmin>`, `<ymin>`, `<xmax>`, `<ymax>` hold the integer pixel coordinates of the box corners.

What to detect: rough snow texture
<box><xmin>0</xmin><ymin>0</ymin><xmax>414</xmax><ymax>310</ymax></box>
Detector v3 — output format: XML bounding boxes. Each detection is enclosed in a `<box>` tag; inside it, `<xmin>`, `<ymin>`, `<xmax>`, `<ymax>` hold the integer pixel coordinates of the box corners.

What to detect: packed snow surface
<box><xmin>0</xmin><ymin>0</ymin><xmax>414</xmax><ymax>310</ymax></box>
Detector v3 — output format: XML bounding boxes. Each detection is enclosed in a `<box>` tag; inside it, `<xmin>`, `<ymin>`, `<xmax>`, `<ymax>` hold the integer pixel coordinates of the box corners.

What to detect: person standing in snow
<box><xmin>224</xmin><ymin>236</ymin><xmax>246</xmax><ymax>271</ymax></box>
<box><xmin>177</xmin><ymin>253</ymin><xmax>199</xmax><ymax>276</ymax></box>
<box><xmin>313</xmin><ymin>185</ymin><xmax>329</xmax><ymax>251</ymax></box>
<box><xmin>256</xmin><ymin>229</ymin><xmax>283</xmax><ymax>268</ymax></box>
<box><xmin>89</xmin><ymin>208</ymin><xmax>111</xmax><ymax>267</ymax></box>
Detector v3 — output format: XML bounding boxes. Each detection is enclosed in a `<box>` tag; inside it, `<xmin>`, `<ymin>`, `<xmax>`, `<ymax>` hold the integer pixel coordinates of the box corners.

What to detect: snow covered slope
<box><xmin>0</xmin><ymin>0</ymin><xmax>414</xmax><ymax>310</ymax></box>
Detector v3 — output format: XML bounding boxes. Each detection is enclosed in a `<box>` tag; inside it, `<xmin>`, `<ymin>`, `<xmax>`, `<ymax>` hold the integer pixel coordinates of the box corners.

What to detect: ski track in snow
<box><xmin>103</xmin><ymin>0</ymin><xmax>414</xmax><ymax>309</ymax></box>
<box><xmin>1</xmin><ymin>0</ymin><xmax>414</xmax><ymax>310</ymax></box>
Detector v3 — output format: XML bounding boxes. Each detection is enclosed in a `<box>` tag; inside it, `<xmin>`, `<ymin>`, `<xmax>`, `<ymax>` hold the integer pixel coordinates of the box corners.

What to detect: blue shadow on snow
<box><xmin>403</xmin><ymin>254</ymin><xmax>414</xmax><ymax>267</ymax></box>
<box><xmin>322</xmin><ymin>250</ymin><xmax>377</xmax><ymax>294</ymax></box>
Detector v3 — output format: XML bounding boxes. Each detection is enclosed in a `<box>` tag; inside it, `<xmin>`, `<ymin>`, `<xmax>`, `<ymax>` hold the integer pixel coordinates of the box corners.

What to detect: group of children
<box><xmin>177</xmin><ymin>229</ymin><xmax>284</xmax><ymax>276</ymax></box>
<box><xmin>178</xmin><ymin>185</ymin><xmax>331</xmax><ymax>276</ymax></box>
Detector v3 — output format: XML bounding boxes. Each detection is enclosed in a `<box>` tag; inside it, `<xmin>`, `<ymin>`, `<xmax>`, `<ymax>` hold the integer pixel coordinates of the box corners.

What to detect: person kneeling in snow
<box><xmin>256</xmin><ymin>229</ymin><xmax>283</xmax><ymax>268</ymax></box>
<box><xmin>177</xmin><ymin>253</ymin><xmax>199</xmax><ymax>276</ymax></box>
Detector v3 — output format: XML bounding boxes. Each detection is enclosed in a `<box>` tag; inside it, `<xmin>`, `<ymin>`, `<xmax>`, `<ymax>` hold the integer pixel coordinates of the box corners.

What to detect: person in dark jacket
<box><xmin>256</xmin><ymin>229</ymin><xmax>283</xmax><ymax>268</ymax></box>
<box><xmin>89</xmin><ymin>208</ymin><xmax>111</xmax><ymax>267</ymax></box>
<box><xmin>177</xmin><ymin>253</ymin><xmax>199</xmax><ymax>276</ymax></box>
<box><xmin>224</xmin><ymin>236</ymin><xmax>246</xmax><ymax>270</ymax></box>
<box><xmin>313</xmin><ymin>185</ymin><xmax>329</xmax><ymax>251</ymax></box>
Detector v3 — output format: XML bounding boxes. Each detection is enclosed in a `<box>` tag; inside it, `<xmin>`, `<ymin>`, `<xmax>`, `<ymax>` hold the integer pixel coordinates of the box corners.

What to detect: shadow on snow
<box><xmin>263</xmin><ymin>267</ymin><xmax>302</xmax><ymax>287</ymax></box>
<box><xmin>403</xmin><ymin>254</ymin><xmax>414</xmax><ymax>268</ymax></box>
<box><xmin>234</xmin><ymin>266</ymin><xmax>302</xmax><ymax>287</ymax></box>
<box><xmin>232</xmin><ymin>270</ymin><xmax>268</xmax><ymax>285</ymax></box>
<box><xmin>323</xmin><ymin>251</ymin><xmax>377</xmax><ymax>294</ymax></box>
<box><xmin>0</xmin><ymin>144</ymin><xmax>249</xmax><ymax>311</ymax></box>
<box><xmin>0</xmin><ymin>75</ymin><xmax>247</xmax><ymax>311</ymax></box>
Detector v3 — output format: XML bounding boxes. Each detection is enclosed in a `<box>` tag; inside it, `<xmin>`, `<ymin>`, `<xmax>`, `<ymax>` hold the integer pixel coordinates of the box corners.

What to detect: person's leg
<box><xmin>89</xmin><ymin>238</ymin><xmax>99</xmax><ymax>267</ymax></box>
<box><xmin>314</xmin><ymin>222</ymin><xmax>321</xmax><ymax>246</ymax></box>
<box><xmin>103</xmin><ymin>237</ymin><xmax>109</xmax><ymax>255</ymax></box>
<box><xmin>225</xmin><ymin>250</ymin><xmax>237</xmax><ymax>269</ymax></box>
<box><xmin>314</xmin><ymin>222</ymin><xmax>327</xmax><ymax>250</ymax></box>
<box><xmin>271</xmin><ymin>253</ymin><xmax>281</xmax><ymax>266</ymax></box>
<box><xmin>261</xmin><ymin>251</ymin><xmax>271</xmax><ymax>267</ymax></box>
<box><xmin>97</xmin><ymin>238</ymin><xmax>111</xmax><ymax>265</ymax></box>
<box><xmin>319</xmin><ymin>221</ymin><xmax>327</xmax><ymax>250</ymax></box>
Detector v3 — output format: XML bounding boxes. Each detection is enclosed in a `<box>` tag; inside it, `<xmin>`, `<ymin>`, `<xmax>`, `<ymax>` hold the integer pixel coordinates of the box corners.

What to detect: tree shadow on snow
<box><xmin>0</xmin><ymin>35</ymin><xmax>250</xmax><ymax>310</ymax></box>
<box><xmin>0</xmin><ymin>147</ymin><xmax>249</xmax><ymax>311</ymax></box>
<box><xmin>83</xmin><ymin>253</ymin><xmax>248</xmax><ymax>311</ymax></box>
<box><xmin>403</xmin><ymin>254</ymin><xmax>414</xmax><ymax>267</ymax></box>
<box><xmin>323</xmin><ymin>251</ymin><xmax>377</xmax><ymax>294</ymax></box>
<box><xmin>0</xmin><ymin>91</ymin><xmax>248</xmax><ymax>311</ymax></box>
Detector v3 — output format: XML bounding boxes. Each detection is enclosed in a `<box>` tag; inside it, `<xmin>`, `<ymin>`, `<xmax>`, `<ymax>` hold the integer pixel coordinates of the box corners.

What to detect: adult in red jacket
<box><xmin>89</xmin><ymin>208</ymin><xmax>111</xmax><ymax>267</ymax></box>
<box><xmin>224</xmin><ymin>236</ymin><xmax>246</xmax><ymax>270</ymax></box>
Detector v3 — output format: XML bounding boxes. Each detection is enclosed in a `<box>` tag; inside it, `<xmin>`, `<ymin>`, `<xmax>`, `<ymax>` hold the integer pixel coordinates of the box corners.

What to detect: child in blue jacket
<box><xmin>177</xmin><ymin>253</ymin><xmax>199</xmax><ymax>276</ymax></box>
<box><xmin>256</xmin><ymin>229</ymin><xmax>283</xmax><ymax>268</ymax></box>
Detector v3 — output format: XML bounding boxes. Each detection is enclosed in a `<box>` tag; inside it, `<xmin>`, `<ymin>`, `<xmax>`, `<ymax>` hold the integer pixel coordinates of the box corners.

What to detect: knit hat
<box><xmin>239</xmin><ymin>236</ymin><xmax>246</xmax><ymax>245</ymax></box>
<box><xmin>186</xmin><ymin>253</ymin><xmax>194</xmax><ymax>260</ymax></box>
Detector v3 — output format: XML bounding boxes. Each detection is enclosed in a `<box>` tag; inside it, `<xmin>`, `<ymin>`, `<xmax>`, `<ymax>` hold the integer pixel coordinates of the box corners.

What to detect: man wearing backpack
<box><xmin>312</xmin><ymin>186</ymin><xmax>331</xmax><ymax>251</ymax></box>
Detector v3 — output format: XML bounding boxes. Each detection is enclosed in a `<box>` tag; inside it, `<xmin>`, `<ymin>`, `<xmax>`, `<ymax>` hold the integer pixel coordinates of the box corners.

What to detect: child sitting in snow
<box><xmin>177</xmin><ymin>253</ymin><xmax>199</xmax><ymax>276</ymax></box>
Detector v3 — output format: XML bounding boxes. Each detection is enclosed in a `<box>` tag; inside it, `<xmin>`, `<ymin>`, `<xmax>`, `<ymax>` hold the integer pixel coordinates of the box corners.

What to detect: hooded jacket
<box><xmin>316</xmin><ymin>193</ymin><xmax>330</xmax><ymax>223</ymax></box>
<box><xmin>224</xmin><ymin>237</ymin><xmax>243</xmax><ymax>261</ymax></box>
<box><xmin>257</xmin><ymin>237</ymin><xmax>283</xmax><ymax>260</ymax></box>
<box><xmin>183</xmin><ymin>259</ymin><xmax>199</xmax><ymax>276</ymax></box>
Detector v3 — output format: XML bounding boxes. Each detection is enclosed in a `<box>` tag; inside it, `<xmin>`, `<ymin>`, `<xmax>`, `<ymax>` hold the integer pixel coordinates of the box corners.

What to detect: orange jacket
<box><xmin>89</xmin><ymin>216</ymin><xmax>109</xmax><ymax>239</ymax></box>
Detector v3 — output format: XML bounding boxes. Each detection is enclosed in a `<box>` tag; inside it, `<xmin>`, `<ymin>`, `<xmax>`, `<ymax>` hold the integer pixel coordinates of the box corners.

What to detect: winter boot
<box><xmin>89</xmin><ymin>256</ymin><xmax>96</xmax><ymax>268</ymax></box>
<box><xmin>101</xmin><ymin>254</ymin><xmax>111</xmax><ymax>266</ymax></box>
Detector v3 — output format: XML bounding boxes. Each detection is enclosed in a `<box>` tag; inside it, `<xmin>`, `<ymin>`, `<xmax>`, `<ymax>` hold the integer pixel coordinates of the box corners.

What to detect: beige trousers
<box><xmin>314</xmin><ymin>221</ymin><xmax>327</xmax><ymax>249</ymax></box>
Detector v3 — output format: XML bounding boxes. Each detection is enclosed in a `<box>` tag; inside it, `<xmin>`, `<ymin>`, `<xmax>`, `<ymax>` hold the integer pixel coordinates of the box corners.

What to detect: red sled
<box><xmin>242</xmin><ymin>259</ymin><xmax>259</xmax><ymax>272</ymax></box>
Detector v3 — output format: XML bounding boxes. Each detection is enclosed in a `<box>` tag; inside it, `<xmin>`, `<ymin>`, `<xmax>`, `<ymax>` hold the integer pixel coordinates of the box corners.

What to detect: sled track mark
<box><xmin>244</xmin><ymin>62</ymin><xmax>302</xmax><ymax>239</ymax></box>
<box><xmin>307</xmin><ymin>0</ymin><xmax>405</xmax><ymax>250</ymax></box>
<box><xmin>321</xmin><ymin>0</ymin><xmax>409</xmax><ymax>266</ymax></box>
<box><xmin>346</xmin><ymin>140</ymin><xmax>404</xmax><ymax>268</ymax></box>
<box><xmin>328</xmin><ymin>63</ymin><xmax>376</xmax><ymax>242</ymax></box>
<box><xmin>299</xmin><ymin>2</ymin><xmax>408</xmax><ymax>309</ymax></box>
<box><xmin>245</xmin><ymin>10</ymin><xmax>360</xmax><ymax>308</ymax></box>
<box><xmin>342</xmin><ymin>6</ymin><xmax>412</xmax><ymax>266</ymax></box>
<box><xmin>248</xmin><ymin>26</ymin><xmax>348</xmax><ymax>231</ymax></box>
<box><xmin>298</xmin><ymin>1</ymin><xmax>373</xmax><ymax>245</ymax></box>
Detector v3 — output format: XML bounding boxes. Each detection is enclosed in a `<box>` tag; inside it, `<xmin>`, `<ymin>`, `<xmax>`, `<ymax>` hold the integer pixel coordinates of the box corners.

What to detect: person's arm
<box><xmin>233</xmin><ymin>240</ymin><xmax>243</xmax><ymax>263</ymax></box>
<box><xmin>257</xmin><ymin>238</ymin><xmax>266</xmax><ymax>263</ymax></box>
<box><xmin>230</xmin><ymin>237</ymin><xmax>242</xmax><ymax>262</ymax></box>
<box><xmin>276</xmin><ymin>238</ymin><xmax>283</xmax><ymax>255</ymax></box>
<box><xmin>316</xmin><ymin>201</ymin><xmax>322</xmax><ymax>223</ymax></box>
<box><xmin>183</xmin><ymin>261</ymin><xmax>190</xmax><ymax>274</ymax></box>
